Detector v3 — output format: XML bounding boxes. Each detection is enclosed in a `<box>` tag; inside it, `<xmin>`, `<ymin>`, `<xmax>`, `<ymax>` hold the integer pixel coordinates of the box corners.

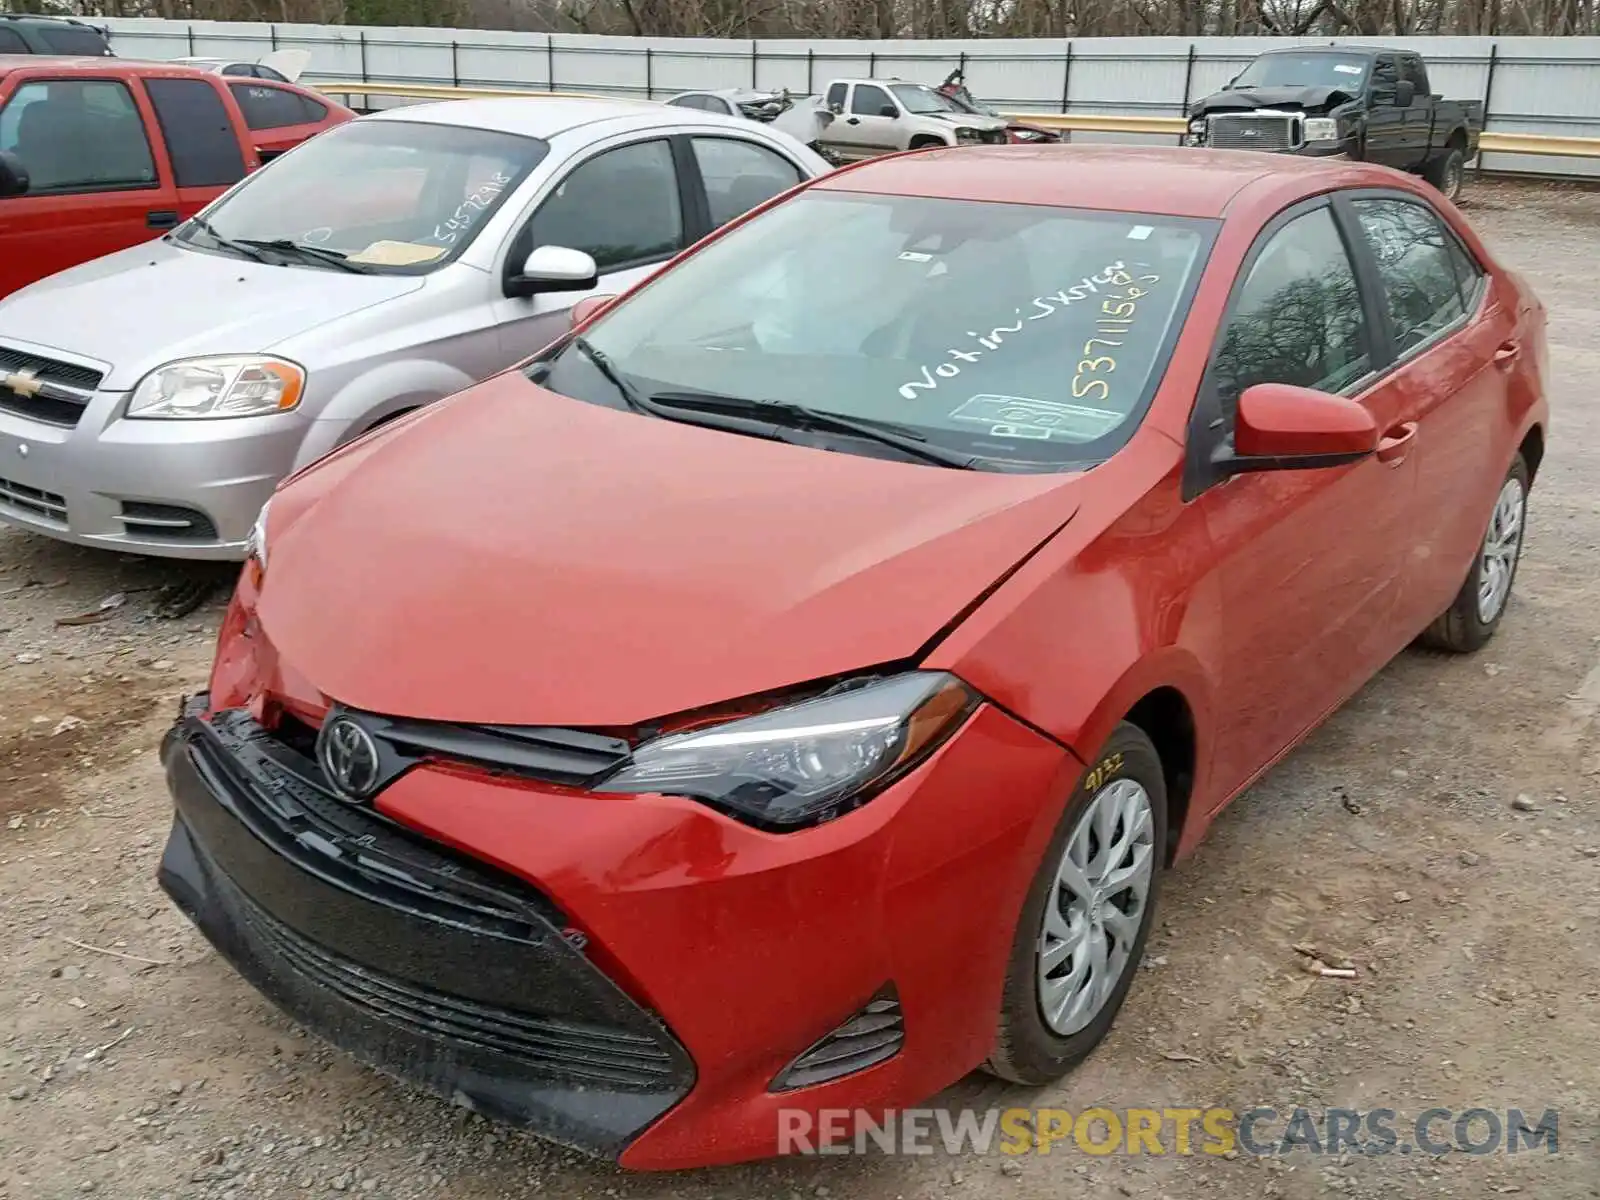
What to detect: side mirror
<box><xmin>1216</xmin><ymin>382</ymin><xmax>1378</xmax><ymax>477</ymax></box>
<box><xmin>0</xmin><ymin>151</ymin><xmax>30</xmax><ymax>199</ymax></box>
<box><xmin>878</xmin><ymin>104</ymin><xmax>899</xmax><ymax>118</ymax></box>
<box><xmin>569</xmin><ymin>293</ymin><xmax>618</xmax><ymax>329</ymax></box>
<box><xmin>1394</xmin><ymin>80</ymin><xmax>1416</xmax><ymax>106</ymax></box>
<box><xmin>505</xmin><ymin>244</ymin><xmax>599</xmax><ymax>299</ymax></box>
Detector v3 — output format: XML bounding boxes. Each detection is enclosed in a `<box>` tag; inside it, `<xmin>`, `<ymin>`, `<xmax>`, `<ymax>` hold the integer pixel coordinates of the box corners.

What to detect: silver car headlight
<box><xmin>127</xmin><ymin>355</ymin><xmax>306</xmax><ymax>419</ymax></box>
<box><xmin>1188</xmin><ymin>117</ymin><xmax>1207</xmax><ymax>133</ymax></box>
<box><xmin>1304</xmin><ymin>117</ymin><xmax>1339</xmax><ymax>143</ymax></box>
<box><xmin>597</xmin><ymin>671</ymin><xmax>978</xmax><ymax>830</ymax></box>
<box><xmin>954</xmin><ymin>126</ymin><xmax>983</xmax><ymax>142</ymax></box>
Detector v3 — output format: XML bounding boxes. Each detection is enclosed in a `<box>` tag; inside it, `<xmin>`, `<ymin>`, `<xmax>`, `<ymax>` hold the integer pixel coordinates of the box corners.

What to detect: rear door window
<box><xmin>0</xmin><ymin>78</ymin><xmax>158</xmax><ymax>192</ymax></box>
<box><xmin>144</xmin><ymin>76</ymin><xmax>248</xmax><ymax>187</ymax></box>
<box><xmin>1351</xmin><ymin>197</ymin><xmax>1469</xmax><ymax>355</ymax></box>
<box><xmin>229</xmin><ymin>82</ymin><xmax>313</xmax><ymax>131</ymax></box>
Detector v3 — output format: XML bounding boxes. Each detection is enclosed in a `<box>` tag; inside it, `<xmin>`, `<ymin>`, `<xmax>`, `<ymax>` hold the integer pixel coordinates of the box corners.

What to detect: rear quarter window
<box><xmin>0</xmin><ymin>28</ymin><xmax>28</xmax><ymax>53</ymax></box>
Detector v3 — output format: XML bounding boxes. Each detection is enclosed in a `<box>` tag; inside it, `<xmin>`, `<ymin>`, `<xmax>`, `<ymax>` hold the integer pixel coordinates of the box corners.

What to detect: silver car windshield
<box><xmin>568</xmin><ymin>192</ymin><xmax>1217</xmax><ymax>470</ymax></box>
<box><xmin>174</xmin><ymin>120</ymin><xmax>550</xmax><ymax>274</ymax></box>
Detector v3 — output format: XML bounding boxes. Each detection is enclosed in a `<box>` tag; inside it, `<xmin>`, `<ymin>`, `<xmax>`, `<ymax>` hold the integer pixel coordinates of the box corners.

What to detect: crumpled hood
<box><xmin>1190</xmin><ymin>85</ymin><xmax>1358</xmax><ymax>117</ymax></box>
<box><xmin>930</xmin><ymin>111</ymin><xmax>1009</xmax><ymax>130</ymax></box>
<box><xmin>259</xmin><ymin>374</ymin><xmax>1082</xmax><ymax>728</ymax></box>
<box><xmin>0</xmin><ymin>240</ymin><xmax>423</xmax><ymax>389</ymax></box>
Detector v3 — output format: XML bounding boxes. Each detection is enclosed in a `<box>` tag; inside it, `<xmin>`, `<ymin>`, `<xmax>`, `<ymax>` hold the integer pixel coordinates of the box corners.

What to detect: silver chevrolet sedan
<box><xmin>0</xmin><ymin>96</ymin><xmax>829</xmax><ymax>559</ymax></box>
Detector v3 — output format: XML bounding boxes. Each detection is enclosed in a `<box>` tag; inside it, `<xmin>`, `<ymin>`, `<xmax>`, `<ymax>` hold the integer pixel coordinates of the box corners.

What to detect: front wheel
<box><xmin>1425</xmin><ymin>146</ymin><xmax>1466</xmax><ymax>203</ymax></box>
<box><xmin>984</xmin><ymin>723</ymin><xmax>1167</xmax><ymax>1084</ymax></box>
<box><xmin>1421</xmin><ymin>453</ymin><xmax>1529</xmax><ymax>653</ymax></box>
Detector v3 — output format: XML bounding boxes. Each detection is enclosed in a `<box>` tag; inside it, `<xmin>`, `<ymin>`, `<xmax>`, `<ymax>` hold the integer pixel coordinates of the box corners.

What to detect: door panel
<box><xmin>1363</xmin><ymin>56</ymin><xmax>1408</xmax><ymax>168</ymax></box>
<box><xmin>0</xmin><ymin>76</ymin><xmax>176</xmax><ymax>297</ymax></box>
<box><xmin>834</xmin><ymin>83</ymin><xmax>901</xmax><ymax>154</ymax></box>
<box><xmin>1190</xmin><ymin>203</ymin><xmax>1415</xmax><ymax>806</ymax></box>
<box><xmin>1347</xmin><ymin>195</ymin><xmax>1515</xmax><ymax>631</ymax></box>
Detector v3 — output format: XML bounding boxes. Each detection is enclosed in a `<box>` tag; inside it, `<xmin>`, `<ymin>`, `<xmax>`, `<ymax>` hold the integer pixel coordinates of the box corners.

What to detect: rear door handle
<box><xmin>1377</xmin><ymin>421</ymin><xmax>1418</xmax><ymax>466</ymax></box>
<box><xmin>146</xmin><ymin>210</ymin><xmax>179</xmax><ymax>229</ymax></box>
<box><xmin>1494</xmin><ymin>339</ymin><xmax>1522</xmax><ymax>368</ymax></box>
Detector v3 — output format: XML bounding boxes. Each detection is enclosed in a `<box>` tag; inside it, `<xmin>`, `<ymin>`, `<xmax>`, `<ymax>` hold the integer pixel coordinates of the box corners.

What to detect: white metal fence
<box><xmin>98</xmin><ymin>19</ymin><xmax>1600</xmax><ymax>177</ymax></box>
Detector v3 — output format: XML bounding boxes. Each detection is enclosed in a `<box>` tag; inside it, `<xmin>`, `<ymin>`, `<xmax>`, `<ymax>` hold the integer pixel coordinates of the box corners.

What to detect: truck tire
<box><xmin>909</xmin><ymin>134</ymin><xmax>947</xmax><ymax>150</ymax></box>
<box><xmin>1425</xmin><ymin>145</ymin><xmax>1466</xmax><ymax>203</ymax></box>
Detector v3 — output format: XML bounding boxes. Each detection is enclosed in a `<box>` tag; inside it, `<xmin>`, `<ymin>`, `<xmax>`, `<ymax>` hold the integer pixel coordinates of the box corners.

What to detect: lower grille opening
<box><xmin>0</xmin><ymin>475</ymin><xmax>67</xmax><ymax>524</ymax></box>
<box><xmin>771</xmin><ymin>984</ymin><xmax>905</xmax><ymax>1091</ymax></box>
<box><xmin>117</xmin><ymin>501</ymin><xmax>219</xmax><ymax>541</ymax></box>
<box><xmin>238</xmin><ymin>892</ymin><xmax>680</xmax><ymax>1089</ymax></box>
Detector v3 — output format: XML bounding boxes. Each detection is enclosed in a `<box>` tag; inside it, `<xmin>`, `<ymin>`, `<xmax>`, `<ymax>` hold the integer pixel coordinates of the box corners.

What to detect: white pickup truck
<box><xmin>811</xmin><ymin>78</ymin><xmax>1010</xmax><ymax>161</ymax></box>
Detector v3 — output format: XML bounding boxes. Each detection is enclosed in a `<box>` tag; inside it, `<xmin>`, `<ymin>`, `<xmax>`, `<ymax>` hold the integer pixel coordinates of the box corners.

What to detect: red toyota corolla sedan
<box><xmin>157</xmin><ymin>145</ymin><xmax>1547</xmax><ymax>1170</ymax></box>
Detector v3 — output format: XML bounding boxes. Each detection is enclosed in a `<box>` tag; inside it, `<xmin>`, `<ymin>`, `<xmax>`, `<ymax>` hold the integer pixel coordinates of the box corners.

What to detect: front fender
<box><xmin>290</xmin><ymin>358</ymin><xmax>479</xmax><ymax>472</ymax></box>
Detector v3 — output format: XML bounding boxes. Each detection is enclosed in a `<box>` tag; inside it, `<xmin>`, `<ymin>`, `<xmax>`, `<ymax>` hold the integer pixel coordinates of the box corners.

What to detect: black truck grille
<box><xmin>0</xmin><ymin>344</ymin><xmax>102</xmax><ymax>427</ymax></box>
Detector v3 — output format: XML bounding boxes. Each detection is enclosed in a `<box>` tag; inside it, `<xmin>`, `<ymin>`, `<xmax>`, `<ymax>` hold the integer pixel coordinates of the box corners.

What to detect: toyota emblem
<box><xmin>318</xmin><ymin>714</ymin><xmax>381</xmax><ymax>800</ymax></box>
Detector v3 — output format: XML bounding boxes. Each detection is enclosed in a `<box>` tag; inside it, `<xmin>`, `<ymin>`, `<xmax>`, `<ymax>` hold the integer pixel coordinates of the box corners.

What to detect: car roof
<box><xmin>1256</xmin><ymin>43</ymin><xmax>1393</xmax><ymax>56</ymax></box>
<box><xmin>815</xmin><ymin>144</ymin><xmax>1397</xmax><ymax>219</ymax></box>
<box><xmin>364</xmin><ymin>95</ymin><xmax>758</xmax><ymax>139</ymax></box>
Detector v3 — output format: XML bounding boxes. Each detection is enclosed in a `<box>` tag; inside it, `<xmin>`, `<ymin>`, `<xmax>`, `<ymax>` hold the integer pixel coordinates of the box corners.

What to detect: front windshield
<box><xmin>174</xmin><ymin>120</ymin><xmax>549</xmax><ymax>273</ymax></box>
<box><xmin>892</xmin><ymin>84</ymin><xmax>962</xmax><ymax>114</ymax></box>
<box><xmin>544</xmin><ymin>192</ymin><xmax>1215</xmax><ymax>471</ymax></box>
<box><xmin>1231</xmin><ymin>52</ymin><xmax>1369</xmax><ymax>91</ymax></box>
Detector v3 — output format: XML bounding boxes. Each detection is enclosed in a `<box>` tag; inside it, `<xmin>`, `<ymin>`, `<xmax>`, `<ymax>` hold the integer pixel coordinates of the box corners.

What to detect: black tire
<box><xmin>1421</xmin><ymin>453</ymin><xmax>1529</xmax><ymax>653</ymax></box>
<box><xmin>1425</xmin><ymin>145</ymin><xmax>1466</xmax><ymax>203</ymax></box>
<box><xmin>909</xmin><ymin>135</ymin><xmax>946</xmax><ymax>151</ymax></box>
<box><xmin>984</xmin><ymin>722</ymin><xmax>1167</xmax><ymax>1085</ymax></box>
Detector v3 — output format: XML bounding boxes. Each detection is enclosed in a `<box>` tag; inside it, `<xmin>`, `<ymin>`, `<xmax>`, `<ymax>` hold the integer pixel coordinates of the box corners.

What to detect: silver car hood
<box><xmin>0</xmin><ymin>240</ymin><xmax>425</xmax><ymax>390</ymax></box>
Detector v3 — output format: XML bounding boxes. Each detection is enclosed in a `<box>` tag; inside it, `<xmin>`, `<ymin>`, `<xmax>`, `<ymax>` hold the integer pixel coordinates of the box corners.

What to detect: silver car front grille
<box><xmin>1207</xmin><ymin>113</ymin><xmax>1301</xmax><ymax>152</ymax></box>
<box><xmin>0</xmin><ymin>345</ymin><xmax>103</xmax><ymax>428</ymax></box>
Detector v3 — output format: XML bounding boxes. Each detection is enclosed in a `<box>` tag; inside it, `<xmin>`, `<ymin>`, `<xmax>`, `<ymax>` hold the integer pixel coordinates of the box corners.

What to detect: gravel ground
<box><xmin>2</xmin><ymin>177</ymin><xmax>1598</xmax><ymax>1200</ymax></box>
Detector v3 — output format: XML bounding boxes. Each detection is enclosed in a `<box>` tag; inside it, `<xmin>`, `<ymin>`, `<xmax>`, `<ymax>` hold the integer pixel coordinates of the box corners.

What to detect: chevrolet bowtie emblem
<box><xmin>2</xmin><ymin>369</ymin><xmax>42</xmax><ymax>399</ymax></box>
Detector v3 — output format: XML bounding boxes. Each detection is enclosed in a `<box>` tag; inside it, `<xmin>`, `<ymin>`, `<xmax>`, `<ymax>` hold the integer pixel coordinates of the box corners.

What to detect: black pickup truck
<box><xmin>1183</xmin><ymin>45</ymin><xmax>1483</xmax><ymax>201</ymax></box>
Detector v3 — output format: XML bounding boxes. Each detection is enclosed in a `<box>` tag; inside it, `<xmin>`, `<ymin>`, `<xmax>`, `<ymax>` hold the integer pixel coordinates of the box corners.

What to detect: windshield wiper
<box><xmin>237</xmin><ymin>238</ymin><xmax>375</xmax><ymax>274</ymax></box>
<box><xmin>647</xmin><ymin>389</ymin><xmax>982</xmax><ymax>469</ymax></box>
<box><xmin>185</xmin><ymin>217</ymin><xmax>272</xmax><ymax>264</ymax></box>
<box><xmin>565</xmin><ymin>341</ymin><xmax>978</xmax><ymax>468</ymax></box>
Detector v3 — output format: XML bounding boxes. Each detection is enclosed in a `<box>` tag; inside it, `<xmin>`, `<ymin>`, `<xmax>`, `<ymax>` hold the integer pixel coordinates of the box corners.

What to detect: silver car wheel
<box><xmin>1037</xmin><ymin>778</ymin><xmax>1156</xmax><ymax>1037</ymax></box>
<box><xmin>1477</xmin><ymin>476</ymin><xmax>1526</xmax><ymax>624</ymax></box>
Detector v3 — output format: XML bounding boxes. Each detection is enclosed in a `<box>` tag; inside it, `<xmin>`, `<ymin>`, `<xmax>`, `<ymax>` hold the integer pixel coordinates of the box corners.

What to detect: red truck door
<box><xmin>139</xmin><ymin>75</ymin><xmax>255</xmax><ymax>221</ymax></box>
<box><xmin>0</xmin><ymin>70</ymin><xmax>182</xmax><ymax>298</ymax></box>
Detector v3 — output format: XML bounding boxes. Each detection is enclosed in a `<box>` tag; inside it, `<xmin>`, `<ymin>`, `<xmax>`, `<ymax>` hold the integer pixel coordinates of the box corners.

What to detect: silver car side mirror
<box><xmin>505</xmin><ymin>245</ymin><xmax>599</xmax><ymax>299</ymax></box>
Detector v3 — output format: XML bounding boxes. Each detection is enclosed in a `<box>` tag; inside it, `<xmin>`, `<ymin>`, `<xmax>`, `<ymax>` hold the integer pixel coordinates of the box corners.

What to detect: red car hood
<box><xmin>259</xmin><ymin>376</ymin><xmax>1081</xmax><ymax>728</ymax></box>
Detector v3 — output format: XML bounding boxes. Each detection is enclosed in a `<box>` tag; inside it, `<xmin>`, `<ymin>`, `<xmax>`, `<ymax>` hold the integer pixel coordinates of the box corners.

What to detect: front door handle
<box><xmin>1377</xmin><ymin>421</ymin><xmax>1418</xmax><ymax>466</ymax></box>
<box><xmin>846</xmin><ymin>116</ymin><xmax>860</xmax><ymax>125</ymax></box>
<box><xmin>1494</xmin><ymin>339</ymin><xmax>1522</xmax><ymax>368</ymax></box>
<box><xmin>146</xmin><ymin>210</ymin><xmax>179</xmax><ymax>229</ymax></box>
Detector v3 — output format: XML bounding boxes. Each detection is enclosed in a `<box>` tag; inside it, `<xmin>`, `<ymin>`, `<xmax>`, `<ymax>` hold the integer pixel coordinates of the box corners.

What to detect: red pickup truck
<box><xmin>0</xmin><ymin>56</ymin><xmax>352</xmax><ymax>298</ymax></box>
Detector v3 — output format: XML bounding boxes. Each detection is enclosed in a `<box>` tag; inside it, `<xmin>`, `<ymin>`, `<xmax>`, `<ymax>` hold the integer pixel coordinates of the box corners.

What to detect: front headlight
<box><xmin>954</xmin><ymin>126</ymin><xmax>982</xmax><ymax>142</ymax></box>
<box><xmin>128</xmin><ymin>355</ymin><xmax>305</xmax><ymax>419</ymax></box>
<box><xmin>245</xmin><ymin>498</ymin><xmax>271</xmax><ymax>572</ymax></box>
<box><xmin>1304</xmin><ymin>117</ymin><xmax>1339</xmax><ymax>143</ymax></box>
<box><xmin>1188</xmin><ymin>117</ymin><xmax>1207</xmax><ymax>133</ymax></box>
<box><xmin>598</xmin><ymin>671</ymin><xmax>978</xmax><ymax>830</ymax></box>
